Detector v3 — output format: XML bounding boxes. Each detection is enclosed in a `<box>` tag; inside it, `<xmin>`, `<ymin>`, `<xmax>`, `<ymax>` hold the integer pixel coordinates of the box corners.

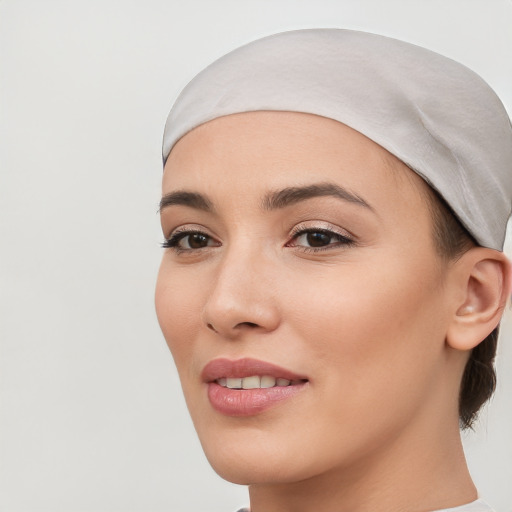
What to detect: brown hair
<box><xmin>427</xmin><ymin>188</ymin><xmax>498</xmax><ymax>430</ymax></box>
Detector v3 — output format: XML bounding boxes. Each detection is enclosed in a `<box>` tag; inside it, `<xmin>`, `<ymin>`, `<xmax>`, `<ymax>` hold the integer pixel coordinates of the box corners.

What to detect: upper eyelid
<box><xmin>162</xmin><ymin>214</ymin><xmax>357</xmax><ymax>239</ymax></box>
<box><xmin>289</xmin><ymin>221</ymin><xmax>354</xmax><ymax>239</ymax></box>
<box><xmin>164</xmin><ymin>221</ymin><xmax>355</xmax><ymax>245</ymax></box>
<box><xmin>166</xmin><ymin>222</ymin><xmax>349</xmax><ymax>236</ymax></box>
<box><xmin>288</xmin><ymin>229</ymin><xmax>354</xmax><ymax>248</ymax></box>
<box><xmin>165</xmin><ymin>223</ymin><xmax>216</xmax><ymax>239</ymax></box>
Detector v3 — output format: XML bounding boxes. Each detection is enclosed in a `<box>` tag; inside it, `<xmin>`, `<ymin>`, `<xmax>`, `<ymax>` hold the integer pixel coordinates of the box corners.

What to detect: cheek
<box><xmin>286</xmin><ymin>255</ymin><xmax>447</xmax><ymax>405</ymax></box>
<box><xmin>155</xmin><ymin>261</ymin><xmax>204</xmax><ymax>374</ymax></box>
<box><xmin>289</xmin><ymin>257</ymin><xmax>437</xmax><ymax>336</ymax></box>
<box><xmin>266</xmin><ymin>259</ymin><xmax>447</xmax><ymax>472</ymax></box>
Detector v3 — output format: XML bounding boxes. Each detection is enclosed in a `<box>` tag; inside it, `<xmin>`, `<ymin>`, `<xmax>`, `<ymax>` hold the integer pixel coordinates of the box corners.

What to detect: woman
<box><xmin>155</xmin><ymin>29</ymin><xmax>512</xmax><ymax>512</ymax></box>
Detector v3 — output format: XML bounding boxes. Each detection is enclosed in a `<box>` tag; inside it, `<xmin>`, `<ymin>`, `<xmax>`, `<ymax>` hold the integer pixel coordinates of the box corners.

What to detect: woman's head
<box><xmin>156</xmin><ymin>111</ymin><xmax>510</xmax><ymax>485</ymax></box>
<box><xmin>156</xmin><ymin>29</ymin><xmax>512</xmax><ymax>488</ymax></box>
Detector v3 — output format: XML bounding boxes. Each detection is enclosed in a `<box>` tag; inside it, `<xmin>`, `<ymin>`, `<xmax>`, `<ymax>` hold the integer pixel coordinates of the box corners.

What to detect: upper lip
<box><xmin>201</xmin><ymin>357</ymin><xmax>308</xmax><ymax>383</ymax></box>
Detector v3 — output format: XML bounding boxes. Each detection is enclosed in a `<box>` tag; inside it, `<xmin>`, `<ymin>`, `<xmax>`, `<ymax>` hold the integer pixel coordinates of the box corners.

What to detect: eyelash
<box><xmin>161</xmin><ymin>229</ymin><xmax>218</xmax><ymax>253</ymax></box>
<box><xmin>161</xmin><ymin>226</ymin><xmax>355</xmax><ymax>254</ymax></box>
<box><xmin>287</xmin><ymin>226</ymin><xmax>355</xmax><ymax>253</ymax></box>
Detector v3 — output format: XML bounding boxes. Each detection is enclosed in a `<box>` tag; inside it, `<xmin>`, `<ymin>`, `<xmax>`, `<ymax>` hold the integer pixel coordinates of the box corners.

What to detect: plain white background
<box><xmin>1</xmin><ymin>1</ymin><xmax>511</xmax><ymax>511</ymax></box>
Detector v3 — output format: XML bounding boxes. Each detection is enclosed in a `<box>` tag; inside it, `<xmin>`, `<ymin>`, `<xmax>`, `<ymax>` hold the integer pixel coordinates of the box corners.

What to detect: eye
<box><xmin>162</xmin><ymin>230</ymin><xmax>219</xmax><ymax>251</ymax></box>
<box><xmin>288</xmin><ymin>226</ymin><xmax>354</xmax><ymax>252</ymax></box>
<box><xmin>296</xmin><ymin>231</ymin><xmax>334</xmax><ymax>247</ymax></box>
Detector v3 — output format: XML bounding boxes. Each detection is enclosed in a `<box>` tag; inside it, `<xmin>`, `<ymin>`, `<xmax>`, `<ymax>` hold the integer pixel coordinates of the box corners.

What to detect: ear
<box><xmin>446</xmin><ymin>247</ymin><xmax>512</xmax><ymax>351</ymax></box>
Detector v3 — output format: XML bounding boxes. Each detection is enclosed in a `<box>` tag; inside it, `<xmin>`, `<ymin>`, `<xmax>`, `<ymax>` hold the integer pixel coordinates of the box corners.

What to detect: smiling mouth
<box><xmin>202</xmin><ymin>358</ymin><xmax>309</xmax><ymax>416</ymax></box>
<box><xmin>216</xmin><ymin>376</ymin><xmax>307</xmax><ymax>389</ymax></box>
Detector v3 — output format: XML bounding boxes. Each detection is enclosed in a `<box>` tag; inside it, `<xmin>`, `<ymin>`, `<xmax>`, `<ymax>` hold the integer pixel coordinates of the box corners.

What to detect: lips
<box><xmin>202</xmin><ymin>357</ymin><xmax>308</xmax><ymax>382</ymax></box>
<box><xmin>202</xmin><ymin>358</ymin><xmax>308</xmax><ymax>417</ymax></box>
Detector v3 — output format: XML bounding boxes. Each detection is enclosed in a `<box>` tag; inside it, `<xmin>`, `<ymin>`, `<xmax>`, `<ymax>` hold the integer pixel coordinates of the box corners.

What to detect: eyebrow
<box><xmin>159</xmin><ymin>182</ymin><xmax>372</xmax><ymax>214</ymax></box>
<box><xmin>261</xmin><ymin>182</ymin><xmax>373</xmax><ymax>211</ymax></box>
<box><xmin>159</xmin><ymin>191</ymin><xmax>214</xmax><ymax>213</ymax></box>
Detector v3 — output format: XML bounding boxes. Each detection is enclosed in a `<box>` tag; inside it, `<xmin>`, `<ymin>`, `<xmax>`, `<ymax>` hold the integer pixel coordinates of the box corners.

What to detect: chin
<box><xmin>198</xmin><ymin>428</ymin><xmax>286</xmax><ymax>483</ymax></box>
<box><xmin>205</xmin><ymin>450</ymin><xmax>309</xmax><ymax>486</ymax></box>
<box><xmin>194</xmin><ymin>419</ymin><xmax>352</xmax><ymax>486</ymax></box>
<box><xmin>208</xmin><ymin>459</ymin><xmax>273</xmax><ymax>486</ymax></box>
<box><xmin>193</xmin><ymin>420</ymin><xmax>301</xmax><ymax>484</ymax></box>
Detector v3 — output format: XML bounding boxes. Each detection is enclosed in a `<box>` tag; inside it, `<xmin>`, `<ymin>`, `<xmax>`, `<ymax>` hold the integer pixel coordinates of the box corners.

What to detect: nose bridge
<box><xmin>202</xmin><ymin>238</ymin><xmax>279</xmax><ymax>336</ymax></box>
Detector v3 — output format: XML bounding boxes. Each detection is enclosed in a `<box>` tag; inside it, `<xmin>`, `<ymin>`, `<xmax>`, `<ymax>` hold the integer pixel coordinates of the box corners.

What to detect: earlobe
<box><xmin>446</xmin><ymin>248</ymin><xmax>512</xmax><ymax>351</ymax></box>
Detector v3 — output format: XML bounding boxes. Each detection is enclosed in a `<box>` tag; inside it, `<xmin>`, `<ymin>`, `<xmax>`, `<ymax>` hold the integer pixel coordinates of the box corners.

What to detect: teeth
<box><xmin>242</xmin><ymin>376</ymin><xmax>260</xmax><ymax>389</ymax></box>
<box><xmin>217</xmin><ymin>375</ymin><xmax>295</xmax><ymax>389</ymax></box>
<box><xmin>226</xmin><ymin>377</ymin><xmax>242</xmax><ymax>389</ymax></box>
<box><xmin>260</xmin><ymin>376</ymin><xmax>276</xmax><ymax>388</ymax></box>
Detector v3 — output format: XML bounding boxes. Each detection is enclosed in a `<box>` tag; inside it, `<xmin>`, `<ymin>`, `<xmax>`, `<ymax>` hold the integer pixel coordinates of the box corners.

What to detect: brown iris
<box><xmin>306</xmin><ymin>232</ymin><xmax>332</xmax><ymax>247</ymax></box>
<box><xmin>187</xmin><ymin>233</ymin><xmax>210</xmax><ymax>249</ymax></box>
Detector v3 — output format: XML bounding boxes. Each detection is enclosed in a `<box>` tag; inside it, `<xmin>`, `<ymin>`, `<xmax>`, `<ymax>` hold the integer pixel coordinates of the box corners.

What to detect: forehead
<box><xmin>163</xmin><ymin>111</ymin><xmax>430</xmax><ymax>210</ymax></box>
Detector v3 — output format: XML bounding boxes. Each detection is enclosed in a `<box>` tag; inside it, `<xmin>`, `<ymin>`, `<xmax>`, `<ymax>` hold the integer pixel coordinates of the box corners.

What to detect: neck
<box><xmin>248</xmin><ymin>415</ymin><xmax>477</xmax><ymax>512</ymax></box>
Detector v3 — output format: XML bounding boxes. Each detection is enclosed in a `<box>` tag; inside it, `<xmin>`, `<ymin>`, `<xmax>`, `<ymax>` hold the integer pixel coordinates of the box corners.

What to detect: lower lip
<box><xmin>207</xmin><ymin>382</ymin><xmax>307</xmax><ymax>416</ymax></box>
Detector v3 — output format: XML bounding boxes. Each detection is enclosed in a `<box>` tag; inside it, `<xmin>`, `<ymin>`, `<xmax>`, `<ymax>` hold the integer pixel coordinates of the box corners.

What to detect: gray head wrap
<box><xmin>162</xmin><ymin>29</ymin><xmax>512</xmax><ymax>250</ymax></box>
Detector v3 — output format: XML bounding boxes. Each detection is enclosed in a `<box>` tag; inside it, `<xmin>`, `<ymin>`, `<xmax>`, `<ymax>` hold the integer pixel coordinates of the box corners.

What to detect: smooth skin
<box><xmin>156</xmin><ymin>111</ymin><xmax>510</xmax><ymax>512</ymax></box>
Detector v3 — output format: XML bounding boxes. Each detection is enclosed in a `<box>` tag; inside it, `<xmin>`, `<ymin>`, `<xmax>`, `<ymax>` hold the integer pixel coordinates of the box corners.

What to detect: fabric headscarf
<box><xmin>162</xmin><ymin>28</ymin><xmax>512</xmax><ymax>250</ymax></box>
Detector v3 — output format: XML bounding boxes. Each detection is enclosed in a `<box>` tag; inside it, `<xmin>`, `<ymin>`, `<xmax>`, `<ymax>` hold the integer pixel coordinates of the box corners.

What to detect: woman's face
<box><xmin>156</xmin><ymin>111</ymin><xmax>458</xmax><ymax>485</ymax></box>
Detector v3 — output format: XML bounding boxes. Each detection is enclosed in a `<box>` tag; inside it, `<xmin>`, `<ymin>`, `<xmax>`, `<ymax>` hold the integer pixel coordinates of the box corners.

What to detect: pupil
<box><xmin>189</xmin><ymin>234</ymin><xmax>208</xmax><ymax>248</ymax></box>
<box><xmin>307</xmin><ymin>232</ymin><xmax>331</xmax><ymax>247</ymax></box>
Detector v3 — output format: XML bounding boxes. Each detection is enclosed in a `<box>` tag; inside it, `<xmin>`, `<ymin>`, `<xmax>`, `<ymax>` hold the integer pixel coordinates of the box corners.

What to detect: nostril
<box><xmin>237</xmin><ymin>322</ymin><xmax>259</xmax><ymax>328</ymax></box>
<box><xmin>205</xmin><ymin>320</ymin><xmax>265</xmax><ymax>335</ymax></box>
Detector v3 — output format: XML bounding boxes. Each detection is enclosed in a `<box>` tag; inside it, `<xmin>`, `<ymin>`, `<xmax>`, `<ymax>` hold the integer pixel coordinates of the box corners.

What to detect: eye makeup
<box><xmin>161</xmin><ymin>220</ymin><xmax>356</xmax><ymax>256</ymax></box>
<box><xmin>287</xmin><ymin>226</ymin><xmax>355</xmax><ymax>253</ymax></box>
<box><xmin>161</xmin><ymin>227</ymin><xmax>220</xmax><ymax>253</ymax></box>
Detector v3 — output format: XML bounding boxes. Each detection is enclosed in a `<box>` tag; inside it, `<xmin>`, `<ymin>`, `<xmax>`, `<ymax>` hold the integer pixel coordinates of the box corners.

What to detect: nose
<box><xmin>201</xmin><ymin>247</ymin><xmax>281</xmax><ymax>339</ymax></box>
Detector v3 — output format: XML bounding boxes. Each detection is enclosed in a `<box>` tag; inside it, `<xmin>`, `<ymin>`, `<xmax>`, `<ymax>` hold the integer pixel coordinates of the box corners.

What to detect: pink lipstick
<box><xmin>202</xmin><ymin>358</ymin><xmax>308</xmax><ymax>416</ymax></box>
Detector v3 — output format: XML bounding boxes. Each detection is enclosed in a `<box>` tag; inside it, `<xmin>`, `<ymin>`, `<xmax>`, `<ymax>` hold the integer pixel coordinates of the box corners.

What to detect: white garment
<box><xmin>435</xmin><ymin>499</ymin><xmax>494</xmax><ymax>512</ymax></box>
<box><xmin>235</xmin><ymin>498</ymin><xmax>494</xmax><ymax>512</ymax></box>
